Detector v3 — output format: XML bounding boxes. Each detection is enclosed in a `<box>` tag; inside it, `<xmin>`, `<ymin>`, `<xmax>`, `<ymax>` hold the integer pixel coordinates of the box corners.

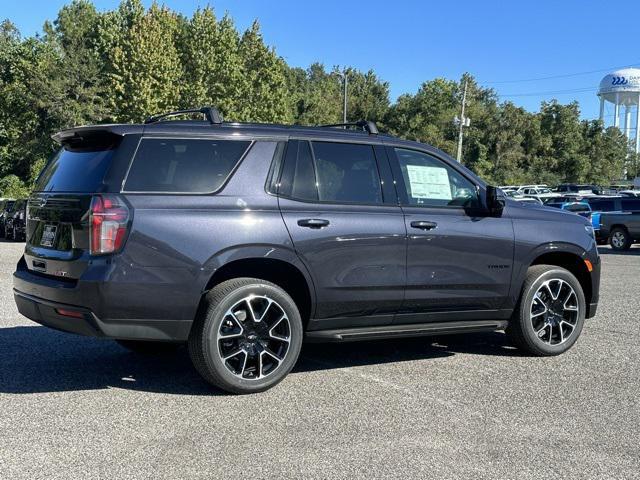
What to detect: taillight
<box><xmin>90</xmin><ymin>195</ymin><xmax>130</xmax><ymax>255</ymax></box>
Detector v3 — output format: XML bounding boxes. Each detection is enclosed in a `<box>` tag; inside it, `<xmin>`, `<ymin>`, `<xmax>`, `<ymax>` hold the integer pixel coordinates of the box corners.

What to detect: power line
<box><xmin>482</xmin><ymin>62</ymin><xmax>640</xmax><ymax>85</ymax></box>
<box><xmin>497</xmin><ymin>87</ymin><xmax>596</xmax><ymax>98</ymax></box>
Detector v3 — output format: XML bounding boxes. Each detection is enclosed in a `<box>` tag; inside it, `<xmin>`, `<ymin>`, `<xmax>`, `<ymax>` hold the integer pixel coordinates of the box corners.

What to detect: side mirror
<box><xmin>486</xmin><ymin>185</ymin><xmax>505</xmax><ymax>216</ymax></box>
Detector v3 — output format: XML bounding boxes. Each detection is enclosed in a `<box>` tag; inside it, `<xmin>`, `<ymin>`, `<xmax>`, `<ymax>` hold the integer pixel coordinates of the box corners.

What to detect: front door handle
<box><xmin>410</xmin><ymin>220</ymin><xmax>437</xmax><ymax>230</ymax></box>
<box><xmin>297</xmin><ymin>218</ymin><xmax>330</xmax><ymax>229</ymax></box>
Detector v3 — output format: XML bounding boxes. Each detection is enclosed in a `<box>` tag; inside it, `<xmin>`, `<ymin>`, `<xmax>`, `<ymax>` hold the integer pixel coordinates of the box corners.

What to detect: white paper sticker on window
<box><xmin>406</xmin><ymin>165</ymin><xmax>452</xmax><ymax>200</ymax></box>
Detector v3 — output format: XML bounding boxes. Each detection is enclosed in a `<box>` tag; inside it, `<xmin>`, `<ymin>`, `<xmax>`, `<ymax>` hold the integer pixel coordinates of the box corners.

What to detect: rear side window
<box><xmin>589</xmin><ymin>199</ymin><xmax>615</xmax><ymax>211</ymax></box>
<box><xmin>278</xmin><ymin>140</ymin><xmax>383</xmax><ymax>204</ymax></box>
<box><xmin>124</xmin><ymin>138</ymin><xmax>251</xmax><ymax>193</ymax></box>
<box><xmin>312</xmin><ymin>142</ymin><xmax>382</xmax><ymax>204</ymax></box>
<box><xmin>35</xmin><ymin>148</ymin><xmax>116</xmax><ymax>193</ymax></box>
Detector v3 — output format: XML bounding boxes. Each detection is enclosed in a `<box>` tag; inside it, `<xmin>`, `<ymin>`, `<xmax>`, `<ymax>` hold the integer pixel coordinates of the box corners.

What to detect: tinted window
<box><xmin>621</xmin><ymin>198</ymin><xmax>640</xmax><ymax>211</ymax></box>
<box><xmin>125</xmin><ymin>138</ymin><xmax>250</xmax><ymax>193</ymax></box>
<box><xmin>279</xmin><ymin>141</ymin><xmax>318</xmax><ymax>201</ymax></box>
<box><xmin>394</xmin><ymin>148</ymin><xmax>480</xmax><ymax>207</ymax></box>
<box><xmin>35</xmin><ymin>148</ymin><xmax>116</xmax><ymax>193</ymax></box>
<box><xmin>565</xmin><ymin>203</ymin><xmax>590</xmax><ymax>212</ymax></box>
<box><xmin>311</xmin><ymin>142</ymin><xmax>382</xmax><ymax>204</ymax></box>
<box><xmin>588</xmin><ymin>199</ymin><xmax>616</xmax><ymax>211</ymax></box>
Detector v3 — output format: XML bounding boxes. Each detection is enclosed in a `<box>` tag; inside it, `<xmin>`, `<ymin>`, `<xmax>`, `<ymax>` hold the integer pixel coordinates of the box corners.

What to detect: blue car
<box><xmin>546</xmin><ymin>201</ymin><xmax>592</xmax><ymax>218</ymax></box>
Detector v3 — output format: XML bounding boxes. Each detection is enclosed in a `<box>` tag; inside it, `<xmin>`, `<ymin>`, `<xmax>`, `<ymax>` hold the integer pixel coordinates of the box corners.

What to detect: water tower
<box><xmin>598</xmin><ymin>68</ymin><xmax>640</xmax><ymax>153</ymax></box>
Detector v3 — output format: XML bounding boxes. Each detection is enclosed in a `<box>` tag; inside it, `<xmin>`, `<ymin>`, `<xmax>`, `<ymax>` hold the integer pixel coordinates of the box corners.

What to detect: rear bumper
<box><xmin>14</xmin><ymin>289</ymin><xmax>191</xmax><ymax>341</ymax></box>
<box><xmin>14</xmin><ymin>289</ymin><xmax>103</xmax><ymax>337</ymax></box>
<box><xmin>13</xmin><ymin>257</ymin><xmax>192</xmax><ymax>341</ymax></box>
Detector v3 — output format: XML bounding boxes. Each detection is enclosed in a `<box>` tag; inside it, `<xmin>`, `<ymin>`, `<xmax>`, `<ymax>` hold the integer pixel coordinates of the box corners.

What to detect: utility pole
<box><xmin>455</xmin><ymin>80</ymin><xmax>469</xmax><ymax>163</ymax></box>
<box><xmin>342</xmin><ymin>72</ymin><xmax>348</xmax><ymax>124</ymax></box>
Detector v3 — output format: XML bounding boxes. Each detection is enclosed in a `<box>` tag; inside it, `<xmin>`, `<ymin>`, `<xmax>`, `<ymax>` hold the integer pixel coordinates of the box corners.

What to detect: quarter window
<box><xmin>124</xmin><ymin>138</ymin><xmax>251</xmax><ymax>193</ymax></box>
<box><xmin>394</xmin><ymin>148</ymin><xmax>480</xmax><ymax>208</ymax></box>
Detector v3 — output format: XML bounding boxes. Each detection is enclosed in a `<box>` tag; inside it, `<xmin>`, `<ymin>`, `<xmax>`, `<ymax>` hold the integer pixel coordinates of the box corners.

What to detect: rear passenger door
<box><xmin>277</xmin><ymin>139</ymin><xmax>406</xmax><ymax>329</ymax></box>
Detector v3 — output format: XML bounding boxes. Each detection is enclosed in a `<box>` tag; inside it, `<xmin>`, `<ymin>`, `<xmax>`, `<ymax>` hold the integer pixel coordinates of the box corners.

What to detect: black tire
<box><xmin>609</xmin><ymin>227</ymin><xmax>631</xmax><ymax>251</ymax></box>
<box><xmin>188</xmin><ymin>278</ymin><xmax>303</xmax><ymax>394</ymax></box>
<box><xmin>116</xmin><ymin>340</ymin><xmax>181</xmax><ymax>355</ymax></box>
<box><xmin>506</xmin><ymin>264</ymin><xmax>585</xmax><ymax>356</ymax></box>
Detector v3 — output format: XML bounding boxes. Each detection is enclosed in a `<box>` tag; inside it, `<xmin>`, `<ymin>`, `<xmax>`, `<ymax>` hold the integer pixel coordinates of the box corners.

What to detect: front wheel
<box><xmin>609</xmin><ymin>227</ymin><xmax>631</xmax><ymax>251</ymax></box>
<box><xmin>507</xmin><ymin>264</ymin><xmax>585</xmax><ymax>356</ymax></box>
<box><xmin>188</xmin><ymin>278</ymin><xmax>303</xmax><ymax>394</ymax></box>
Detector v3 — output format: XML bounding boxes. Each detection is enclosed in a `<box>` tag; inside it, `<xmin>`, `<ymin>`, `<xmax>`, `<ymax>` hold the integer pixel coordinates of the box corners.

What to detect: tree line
<box><xmin>0</xmin><ymin>0</ymin><xmax>636</xmax><ymax>198</ymax></box>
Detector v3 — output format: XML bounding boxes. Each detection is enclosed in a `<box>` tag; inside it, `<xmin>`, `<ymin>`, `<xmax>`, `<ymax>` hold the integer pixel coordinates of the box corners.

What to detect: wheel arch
<box><xmin>199</xmin><ymin>256</ymin><xmax>315</xmax><ymax>329</ymax></box>
<box><xmin>529</xmin><ymin>251</ymin><xmax>592</xmax><ymax>313</ymax></box>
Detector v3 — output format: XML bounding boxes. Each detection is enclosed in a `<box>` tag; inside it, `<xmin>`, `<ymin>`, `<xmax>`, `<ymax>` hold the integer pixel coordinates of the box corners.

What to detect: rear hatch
<box><xmin>25</xmin><ymin>131</ymin><xmax>123</xmax><ymax>280</ymax></box>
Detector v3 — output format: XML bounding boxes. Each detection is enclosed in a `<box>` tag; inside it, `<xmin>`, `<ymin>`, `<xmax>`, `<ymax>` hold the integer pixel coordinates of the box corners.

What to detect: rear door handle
<box><xmin>410</xmin><ymin>220</ymin><xmax>437</xmax><ymax>230</ymax></box>
<box><xmin>297</xmin><ymin>218</ymin><xmax>330</xmax><ymax>229</ymax></box>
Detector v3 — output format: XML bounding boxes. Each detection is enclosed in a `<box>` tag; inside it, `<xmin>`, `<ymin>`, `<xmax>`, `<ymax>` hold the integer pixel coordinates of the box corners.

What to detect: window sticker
<box><xmin>406</xmin><ymin>165</ymin><xmax>452</xmax><ymax>200</ymax></box>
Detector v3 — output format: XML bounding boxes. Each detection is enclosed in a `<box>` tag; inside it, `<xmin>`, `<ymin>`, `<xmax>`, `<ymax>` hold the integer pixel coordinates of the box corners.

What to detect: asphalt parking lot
<box><xmin>0</xmin><ymin>241</ymin><xmax>639</xmax><ymax>480</ymax></box>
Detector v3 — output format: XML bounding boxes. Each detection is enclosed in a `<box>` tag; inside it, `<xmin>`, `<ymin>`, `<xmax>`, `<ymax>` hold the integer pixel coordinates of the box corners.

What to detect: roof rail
<box><xmin>144</xmin><ymin>106</ymin><xmax>223</xmax><ymax>125</ymax></box>
<box><xmin>319</xmin><ymin>120</ymin><xmax>379</xmax><ymax>135</ymax></box>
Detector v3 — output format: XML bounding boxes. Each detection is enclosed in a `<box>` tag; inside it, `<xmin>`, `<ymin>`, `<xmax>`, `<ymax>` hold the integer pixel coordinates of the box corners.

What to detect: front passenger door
<box><xmin>387</xmin><ymin>147</ymin><xmax>515</xmax><ymax>323</ymax></box>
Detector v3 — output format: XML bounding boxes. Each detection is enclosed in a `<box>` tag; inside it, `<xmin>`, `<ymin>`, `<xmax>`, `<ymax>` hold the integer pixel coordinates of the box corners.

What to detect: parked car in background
<box><xmin>519</xmin><ymin>186</ymin><xmax>560</xmax><ymax>202</ymax></box>
<box><xmin>515</xmin><ymin>197</ymin><xmax>543</xmax><ymax>205</ymax></box>
<box><xmin>5</xmin><ymin>199</ymin><xmax>27</xmax><ymax>241</ymax></box>
<box><xmin>585</xmin><ymin>196</ymin><xmax>640</xmax><ymax>244</ymax></box>
<box><xmin>503</xmin><ymin>190</ymin><xmax>543</xmax><ymax>205</ymax></box>
<box><xmin>0</xmin><ymin>199</ymin><xmax>15</xmax><ymax>238</ymax></box>
<box><xmin>12</xmin><ymin>108</ymin><xmax>601</xmax><ymax>394</ymax></box>
<box><xmin>555</xmin><ymin>184</ymin><xmax>602</xmax><ymax>195</ymax></box>
<box><xmin>619</xmin><ymin>190</ymin><xmax>640</xmax><ymax>198</ymax></box>
<box><xmin>600</xmin><ymin>211</ymin><xmax>640</xmax><ymax>250</ymax></box>
<box><xmin>546</xmin><ymin>200</ymin><xmax>592</xmax><ymax>219</ymax></box>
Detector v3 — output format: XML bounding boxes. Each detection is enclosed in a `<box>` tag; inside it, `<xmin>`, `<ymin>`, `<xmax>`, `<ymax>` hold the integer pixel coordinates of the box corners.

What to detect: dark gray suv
<box><xmin>13</xmin><ymin>107</ymin><xmax>601</xmax><ymax>393</ymax></box>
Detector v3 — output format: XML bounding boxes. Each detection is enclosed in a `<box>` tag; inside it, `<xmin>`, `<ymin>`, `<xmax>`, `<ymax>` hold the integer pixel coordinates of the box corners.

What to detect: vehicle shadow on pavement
<box><xmin>296</xmin><ymin>331</ymin><xmax>521</xmax><ymax>372</ymax></box>
<box><xmin>0</xmin><ymin>326</ymin><xmax>216</xmax><ymax>396</ymax></box>
<box><xmin>0</xmin><ymin>326</ymin><xmax>521</xmax><ymax>395</ymax></box>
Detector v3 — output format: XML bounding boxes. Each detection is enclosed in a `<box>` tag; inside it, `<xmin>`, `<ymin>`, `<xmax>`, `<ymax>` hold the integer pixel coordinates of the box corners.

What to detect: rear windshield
<box><xmin>566</xmin><ymin>204</ymin><xmax>590</xmax><ymax>212</ymax></box>
<box><xmin>35</xmin><ymin>147</ymin><xmax>116</xmax><ymax>193</ymax></box>
<box><xmin>124</xmin><ymin>138</ymin><xmax>251</xmax><ymax>193</ymax></box>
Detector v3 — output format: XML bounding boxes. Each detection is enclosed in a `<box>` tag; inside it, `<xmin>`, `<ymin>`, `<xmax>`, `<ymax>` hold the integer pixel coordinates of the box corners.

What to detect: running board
<box><xmin>305</xmin><ymin>320</ymin><xmax>508</xmax><ymax>343</ymax></box>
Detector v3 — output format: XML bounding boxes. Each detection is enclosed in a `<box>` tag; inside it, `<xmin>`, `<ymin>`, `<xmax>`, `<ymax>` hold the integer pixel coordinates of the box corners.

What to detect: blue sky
<box><xmin>5</xmin><ymin>0</ymin><xmax>640</xmax><ymax>120</ymax></box>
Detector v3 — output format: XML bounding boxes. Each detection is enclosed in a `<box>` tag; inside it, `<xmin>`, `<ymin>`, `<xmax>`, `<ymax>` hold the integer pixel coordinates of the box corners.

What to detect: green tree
<box><xmin>179</xmin><ymin>9</ymin><xmax>245</xmax><ymax>119</ymax></box>
<box><xmin>98</xmin><ymin>0</ymin><xmax>183</xmax><ymax>122</ymax></box>
<box><xmin>237</xmin><ymin>20</ymin><xmax>289</xmax><ymax>122</ymax></box>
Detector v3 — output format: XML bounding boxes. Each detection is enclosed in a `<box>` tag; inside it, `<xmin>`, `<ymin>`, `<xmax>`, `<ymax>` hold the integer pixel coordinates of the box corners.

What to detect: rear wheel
<box><xmin>116</xmin><ymin>340</ymin><xmax>181</xmax><ymax>355</ymax></box>
<box><xmin>609</xmin><ymin>227</ymin><xmax>631</xmax><ymax>251</ymax></box>
<box><xmin>188</xmin><ymin>278</ymin><xmax>303</xmax><ymax>394</ymax></box>
<box><xmin>507</xmin><ymin>265</ymin><xmax>585</xmax><ymax>356</ymax></box>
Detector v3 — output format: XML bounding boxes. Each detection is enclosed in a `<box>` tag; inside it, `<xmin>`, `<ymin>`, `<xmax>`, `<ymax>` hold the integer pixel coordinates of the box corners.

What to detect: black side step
<box><xmin>305</xmin><ymin>320</ymin><xmax>508</xmax><ymax>343</ymax></box>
